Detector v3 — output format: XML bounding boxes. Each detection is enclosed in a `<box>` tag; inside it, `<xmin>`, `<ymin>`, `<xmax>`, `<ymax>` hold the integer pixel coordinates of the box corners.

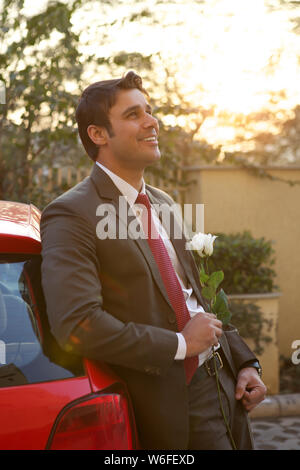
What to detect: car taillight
<box><xmin>48</xmin><ymin>393</ymin><xmax>134</xmax><ymax>450</ymax></box>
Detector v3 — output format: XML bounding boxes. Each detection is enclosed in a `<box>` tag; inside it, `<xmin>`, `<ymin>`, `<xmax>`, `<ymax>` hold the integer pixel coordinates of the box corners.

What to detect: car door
<box><xmin>0</xmin><ymin>255</ymin><xmax>92</xmax><ymax>449</ymax></box>
<box><xmin>0</xmin><ymin>254</ymin><xmax>136</xmax><ymax>450</ymax></box>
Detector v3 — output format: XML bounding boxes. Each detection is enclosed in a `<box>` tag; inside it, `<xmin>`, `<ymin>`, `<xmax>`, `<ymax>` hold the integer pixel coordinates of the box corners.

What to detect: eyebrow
<box><xmin>121</xmin><ymin>103</ymin><xmax>152</xmax><ymax>117</ymax></box>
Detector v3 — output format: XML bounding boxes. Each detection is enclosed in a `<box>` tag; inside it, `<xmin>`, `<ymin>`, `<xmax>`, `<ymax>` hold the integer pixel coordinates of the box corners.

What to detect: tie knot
<box><xmin>135</xmin><ymin>193</ymin><xmax>151</xmax><ymax>208</ymax></box>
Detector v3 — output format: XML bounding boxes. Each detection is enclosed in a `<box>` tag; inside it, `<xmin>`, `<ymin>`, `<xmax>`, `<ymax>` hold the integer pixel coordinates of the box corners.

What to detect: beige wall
<box><xmin>185</xmin><ymin>166</ymin><xmax>300</xmax><ymax>358</ymax></box>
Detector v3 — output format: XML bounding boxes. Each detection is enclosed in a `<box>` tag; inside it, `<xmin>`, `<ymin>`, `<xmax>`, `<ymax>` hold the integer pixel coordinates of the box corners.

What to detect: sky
<box><xmin>18</xmin><ymin>0</ymin><xmax>300</xmax><ymax>152</ymax></box>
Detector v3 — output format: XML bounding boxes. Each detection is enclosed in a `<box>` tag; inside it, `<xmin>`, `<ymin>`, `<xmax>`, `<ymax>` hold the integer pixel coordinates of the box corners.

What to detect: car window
<box><xmin>0</xmin><ymin>256</ymin><xmax>84</xmax><ymax>387</ymax></box>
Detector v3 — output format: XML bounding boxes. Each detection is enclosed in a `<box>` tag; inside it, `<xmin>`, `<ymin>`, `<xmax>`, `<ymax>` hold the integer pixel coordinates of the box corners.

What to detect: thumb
<box><xmin>235</xmin><ymin>376</ymin><xmax>247</xmax><ymax>400</ymax></box>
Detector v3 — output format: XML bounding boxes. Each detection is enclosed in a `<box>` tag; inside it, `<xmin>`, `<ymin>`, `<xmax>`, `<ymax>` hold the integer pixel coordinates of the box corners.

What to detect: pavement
<box><xmin>249</xmin><ymin>393</ymin><xmax>300</xmax><ymax>450</ymax></box>
<box><xmin>250</xmin><ymin>415</ymin><xmax>300</xmax><ymax>450</ymax></box>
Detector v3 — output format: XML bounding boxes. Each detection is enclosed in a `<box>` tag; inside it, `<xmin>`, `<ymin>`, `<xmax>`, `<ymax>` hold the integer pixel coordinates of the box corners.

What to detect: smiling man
<box><xmin>40</xmin><ymin>71</ymin><xmax>266</xmax><ymax>450</ymax></box>
<box><xmin>85</xmin><ymin>85</ymin><xmax>161</xmax><ymax>183</ymax></box>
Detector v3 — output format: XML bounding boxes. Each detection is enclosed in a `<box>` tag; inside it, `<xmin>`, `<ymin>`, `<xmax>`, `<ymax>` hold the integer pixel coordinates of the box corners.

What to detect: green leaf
<box><xmin>201</xmin><ymin>285</ymin><xmax>215</xmax><ymax>300</ymax></box>
<box><xmin>198</xmin><ymin>263</ymin><xmax>209</xmax><ymax>285</ymax></box>
<box><xmin>212</xmin><ymin>289</ymin><xmax>229</xmax><ymax>314</ymax></box>
<box><xmin>211</xmin><ymin>289</ymin><xmax>231</xmax><ymax>324</ymax></box>
<box><xmin>216</xmin><ymin>309</ymin><xmax>231</xmax><ymax>325</ymax></box>
<box><xmin>199</xmin><ymin>271</ymin><xmax>210</xmax><ymax>284</ymax></box>
<box><xmin>207</xmin><ymin>270</ymin><xmax>224</xmax><ymax>290</ymax></box>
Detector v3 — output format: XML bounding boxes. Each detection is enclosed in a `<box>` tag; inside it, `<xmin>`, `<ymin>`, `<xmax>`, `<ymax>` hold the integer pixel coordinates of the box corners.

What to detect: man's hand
<box><xmin>181</xmin><ymin>312</ymin><xmax>223</xmax><ymax>357</ymax></box>
<box><xmin>235</xmin><ymin>367</ymin><xmax>267</xmax><ymax>412</ymax></box>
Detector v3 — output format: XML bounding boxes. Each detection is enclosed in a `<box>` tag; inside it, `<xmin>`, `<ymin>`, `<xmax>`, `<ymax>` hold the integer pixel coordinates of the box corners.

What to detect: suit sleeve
<box><xmin>40</xmin><ymin>201</ymin><xmax>178</xmax><ymax>375</ymax></box>
<box><xmin>223</xmin><ymin>326</ymin><xmax>257</xmax><ymax>372</ymax></box>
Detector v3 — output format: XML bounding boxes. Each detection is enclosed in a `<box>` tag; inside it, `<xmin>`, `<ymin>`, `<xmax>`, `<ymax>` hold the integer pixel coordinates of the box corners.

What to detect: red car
<box><xmin>0</xmin><ymin>201</ymin><xmax>137</xmax><ymax>450</ymax></box>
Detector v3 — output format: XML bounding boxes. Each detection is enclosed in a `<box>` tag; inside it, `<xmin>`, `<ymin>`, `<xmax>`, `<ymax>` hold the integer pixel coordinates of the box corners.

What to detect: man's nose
<box><xmin>142</xmin><ymin>113</ymin><xmax>159</xmax><ymax>132</ymax></box>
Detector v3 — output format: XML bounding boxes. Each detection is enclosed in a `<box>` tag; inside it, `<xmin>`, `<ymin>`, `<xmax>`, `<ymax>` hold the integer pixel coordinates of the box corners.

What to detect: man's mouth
<box><xmin>140</xmin><ymin>133</ymin><xmax>158</xmax><ymax>145</ymax></box>
<box><xmin>143</xmin><ymin>136</ymin><xmax>157</xmax><ymax>142</ymax></box>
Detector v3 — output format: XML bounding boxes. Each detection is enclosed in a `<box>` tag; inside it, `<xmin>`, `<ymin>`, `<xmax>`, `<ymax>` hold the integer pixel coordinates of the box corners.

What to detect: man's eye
<box><xmin>128</xmin><ymin>111</ymin><xmax>138</xmax><ymax>118</ymax></box>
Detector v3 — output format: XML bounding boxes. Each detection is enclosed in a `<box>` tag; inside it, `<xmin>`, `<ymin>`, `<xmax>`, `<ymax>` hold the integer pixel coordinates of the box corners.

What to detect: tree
<box><xmin>4</xmin><ymin>0</ymin><xmax>297</xmax><ymax>207</ymax></box>
<box><xmin>0</xmin><ymin>0</ymin><xmax>85</xmax><ymax>203</ymax></box>
<box><xmin>1</xmin><ymin>1</ymin><xmax>189</xmax><ymax>206</ymax></box>
<box><xmin>0</xmin><ymin>0</ymin><xmax>218</xmax><ymax>206</ymax></box>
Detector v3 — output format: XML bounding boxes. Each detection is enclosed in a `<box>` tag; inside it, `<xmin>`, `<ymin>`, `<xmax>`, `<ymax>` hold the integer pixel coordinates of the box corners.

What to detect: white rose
<box><xmin>188</xmin><ymin>232</ymin><xmax>206</xmax><ymax>256</ymax></box>
<box><xmin>189</xmin><ymin>232</ymin><xmax>217</xmax><ymax>257</ymax></box>
<box><xmin>203</xmin><ymin>233</ymin><xmax>218</xmax><ymax>256</ymax></box>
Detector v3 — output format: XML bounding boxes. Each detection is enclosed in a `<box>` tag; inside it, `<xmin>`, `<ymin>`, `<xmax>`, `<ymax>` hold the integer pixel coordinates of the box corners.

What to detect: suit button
<box><xmin>168</xmin><ymin>314</ymin><xmax>176</xmax><ymax>324</ymax></box>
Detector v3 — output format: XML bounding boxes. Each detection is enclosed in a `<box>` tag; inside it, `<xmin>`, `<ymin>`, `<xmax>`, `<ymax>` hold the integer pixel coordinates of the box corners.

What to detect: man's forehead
<box><xmin>110</xmin><ymin>88</ymin><xmax>150</xmax><ymax>114</ymax></box>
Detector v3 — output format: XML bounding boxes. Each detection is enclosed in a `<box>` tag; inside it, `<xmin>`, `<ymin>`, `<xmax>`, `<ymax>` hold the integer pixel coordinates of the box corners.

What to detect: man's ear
<box><xmin>87</xmin><ymin>125</ymin><xmax>109</xmax><ymax>147</ymax></box>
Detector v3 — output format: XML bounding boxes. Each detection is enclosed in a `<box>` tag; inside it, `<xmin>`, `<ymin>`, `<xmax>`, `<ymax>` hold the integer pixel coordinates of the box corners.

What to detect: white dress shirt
<box><xmin>95</xmin><ymin>161</ymin><xmax>217</xmax><ymax>366</ymax></box>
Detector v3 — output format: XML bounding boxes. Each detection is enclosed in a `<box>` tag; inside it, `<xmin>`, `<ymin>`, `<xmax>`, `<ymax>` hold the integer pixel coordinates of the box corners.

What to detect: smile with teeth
<box><xmin>142</xmin><ymin>136</ymin><xmax>157</xmax><ymax>142</ymax></box>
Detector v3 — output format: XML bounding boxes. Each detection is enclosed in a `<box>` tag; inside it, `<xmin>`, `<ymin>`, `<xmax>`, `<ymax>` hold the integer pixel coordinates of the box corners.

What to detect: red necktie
<box><xmin>135</xmin><ymin>193</ymin><xmax>198</xmax><ymax>384</ymax></box>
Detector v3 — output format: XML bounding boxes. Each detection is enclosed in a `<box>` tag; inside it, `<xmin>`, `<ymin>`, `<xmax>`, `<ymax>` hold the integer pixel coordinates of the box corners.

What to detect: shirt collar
<box><xmin>95</xmin><ymin>161</ymin><xmax>146</xmax><ymax>207</ymax></box>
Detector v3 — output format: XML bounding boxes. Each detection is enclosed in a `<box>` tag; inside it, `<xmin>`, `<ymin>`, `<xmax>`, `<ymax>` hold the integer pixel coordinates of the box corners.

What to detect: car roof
<box><xmin>0</xmin><ymin>201</ymin><xmax>41</xmax><ymax>254</ymax></box>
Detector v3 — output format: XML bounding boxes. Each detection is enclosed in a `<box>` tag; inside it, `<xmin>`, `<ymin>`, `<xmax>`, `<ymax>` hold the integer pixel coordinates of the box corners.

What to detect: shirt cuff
<box><xmin>175</xmin><ymin>333</ymin><xmax>187</xmax><ymax>360</ymax></box>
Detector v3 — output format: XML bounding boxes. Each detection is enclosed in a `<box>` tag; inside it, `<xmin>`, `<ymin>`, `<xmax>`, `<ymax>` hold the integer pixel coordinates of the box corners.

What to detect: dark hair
<box><xmin>75</xmin><ymin>71</ymin><xmax>148</xmax><ymax>160</ymax></box>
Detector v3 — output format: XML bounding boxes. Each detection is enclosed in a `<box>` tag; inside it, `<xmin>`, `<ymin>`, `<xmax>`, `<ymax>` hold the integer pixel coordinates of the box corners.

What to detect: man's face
<box><xmin>104</xmin><ymin>88</ymin><xmax>160</xmax><ymax>169</ymax></box>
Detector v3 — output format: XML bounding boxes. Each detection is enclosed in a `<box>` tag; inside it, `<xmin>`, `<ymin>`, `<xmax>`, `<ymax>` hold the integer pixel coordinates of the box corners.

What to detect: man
<box><xmin>40</xmin><ymin>71</ymin><xmax>266</xmax><ymax>450</ymax></box>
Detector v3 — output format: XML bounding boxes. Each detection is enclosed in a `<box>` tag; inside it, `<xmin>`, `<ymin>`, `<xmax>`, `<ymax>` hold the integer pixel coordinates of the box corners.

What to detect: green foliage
<box><xmin>191</xmin><ymin>231</ymin><xmax>277</xmax><ymax>349</ymax></box>
<box><xmin>0</xmin><ymin>0</ymin><xmax>85</xmax><ymax>204</ymax></box>
<box><xmin>113</xmin><ymin>52</ymin><xmax>153</xmax><ymax>70</ymax></box>
<box><xmin>280</xmin><ymin>355</ymin><xmax>300</xmax><ymax>393</ymax></box>
<box><xmin>193</xmin><ymin>231</ymin><xmax>278</xmax><ymax>353</ymax></box>
<box><xmin>200</xmin><ymin>269</ymin><xmax>223</xmax><ymax>301</ymax></box>
<box><xmin>207</xmin><ymin>231</ymin><xmax>278</xmax><ymax>294</ymax></box>
<box><xmin>229</xmin><ymin>301</ymin><xmax>273</xmax><ymax>355</ymax></box>
<box><xmin>212</xmin><ymin>289</ymin><xmax>231</xmax><ymax>325</ymax></box>
<box><xmin>0</xmin><ymin>1</ymin><xmax>226</xmax><ymax>208</ymax></box>
<box><xmin>0</xmin><ymin>1</ymin><xmax>215</xmax><ymax>207</ymax></box>
<box><xmin>194</xmin><ymin>252</ymin><xmax>231</xmax><ymax>324</ymax></box>
<box><xmin>2</xmin><ymin>0</ymin><xmax>297</xmax><ymax>211</ymax></box>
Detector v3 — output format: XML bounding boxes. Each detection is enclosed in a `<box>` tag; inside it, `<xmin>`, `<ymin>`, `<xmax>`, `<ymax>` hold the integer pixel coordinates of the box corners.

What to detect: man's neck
<box><xmin>96</xmin><ymin>158</ymin><xmax>144</xmax><ymax>192</ymax></box>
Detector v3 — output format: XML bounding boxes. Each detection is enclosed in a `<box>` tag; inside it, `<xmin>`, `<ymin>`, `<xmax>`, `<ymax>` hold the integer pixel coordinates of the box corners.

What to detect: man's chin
<box><xmin>125</xmin><ymin>149</ymin><xmax>161</xmax><ymax>170</ymax></box>
<box><xmin>143</xmin><ymin>150</ymin><xmax>161</xmax><ymax>167</ymax></box>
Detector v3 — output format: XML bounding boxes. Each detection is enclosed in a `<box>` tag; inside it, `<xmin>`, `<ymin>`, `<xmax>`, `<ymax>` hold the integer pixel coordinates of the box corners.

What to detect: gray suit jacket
<box><xmin>40</xmin><ymin>164</ymin><xmax>256</xmax><ymax>449</ymax></box>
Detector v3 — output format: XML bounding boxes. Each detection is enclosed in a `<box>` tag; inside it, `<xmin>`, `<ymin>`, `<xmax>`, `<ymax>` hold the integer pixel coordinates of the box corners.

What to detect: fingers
<box><xmin>203</xmin><ymin>312</ymin><xmax>218</xmax><ymax>321</ymax></box>
<box><xmin>203</xmin><ymin>313</ymin><xmax>223</xmax><ymax>346</ymax></box>
<box><xmin>213</xmin><ymin>334</ymin><xmax>218</xmax><ymax>347</ymax></box>
<box><xmin>192</xmin><ymin>312</ymin><xmax>223</xmax><ymax>329</ymax></box>
<box><xmin>182</xmin><ymin>311</ymin><xmax>224</xmax><ymax>356</ymax></box>
<box><xmin>246</xmin><ymin>385</ymin><xmax>267</xmax><ymax>404</ymax></box>
<box><xmin>235</xmin><ymin>368</ymin><xmax>267</xmax><ymax>412</ymax></box>
<box><xmin>235</xmin><ymin>377</ymin><xmax>248</xmax><ymax>400</ymax></box>
<box><xmin>242</xmin><ymin>388</ymin><xmax>264</xmax><ymax>412</ymax></box>
<box><xmin>202</xmin><ymin>312</ymin><xmax>223</xmax><ymax>329</ymax></box>
<box><xmin>241</xmin><ymin>391</ymin><xmax>253</xmax><ymax>412</ymax></box>
<box><xmin>210</xmin><ymin>327</ymin><xmax>222</xmax><ymax>347</ymax></box>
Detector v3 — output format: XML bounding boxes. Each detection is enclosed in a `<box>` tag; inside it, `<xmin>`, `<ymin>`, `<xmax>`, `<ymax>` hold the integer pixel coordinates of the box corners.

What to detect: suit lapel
<box><xmin>90</xmin><ymin>164</ymin><xmax>174</xmax><ymax>310</ymax></box>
